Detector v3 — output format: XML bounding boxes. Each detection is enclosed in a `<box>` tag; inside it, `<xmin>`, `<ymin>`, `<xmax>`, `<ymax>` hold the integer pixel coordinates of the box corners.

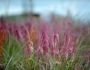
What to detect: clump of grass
<box><xmin>0</xmin><ymin>15</ymin><xmax>90</xmax><ymax>70</ymax></box>
<box><xmin>1</xmin><ymin>33</ymin><xmax>24</xmax><ymax>70</ymax></box>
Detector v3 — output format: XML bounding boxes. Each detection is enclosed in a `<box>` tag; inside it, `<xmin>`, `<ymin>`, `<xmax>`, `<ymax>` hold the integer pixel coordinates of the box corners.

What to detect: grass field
<box><xmin>0</xmin><ymin>15</ymin><xmax>90</xmax><ymax>70</ymax></box>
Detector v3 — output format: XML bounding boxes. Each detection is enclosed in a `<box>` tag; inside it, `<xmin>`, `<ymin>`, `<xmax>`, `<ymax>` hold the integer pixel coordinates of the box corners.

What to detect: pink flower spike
<box><xmin>52</xmin><ymin>47</ymin><xmax>59</xmax><ymax>55</ymax></box>
<box><xmin>20</xmin><ymin>24</ymin><xmax>33</xmax><ymax>54</ymax></box>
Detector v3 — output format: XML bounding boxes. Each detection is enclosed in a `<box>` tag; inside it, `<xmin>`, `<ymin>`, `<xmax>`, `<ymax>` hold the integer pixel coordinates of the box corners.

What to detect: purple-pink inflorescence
<box><xmin>60</xmin><ymin>28</ymin><xmax>75</xmax><ymax>56</ymax></box>
<box><xmin>20</xmin><ymin>24</ymin><xmax>33</xmax><ymax>54</ymax></box>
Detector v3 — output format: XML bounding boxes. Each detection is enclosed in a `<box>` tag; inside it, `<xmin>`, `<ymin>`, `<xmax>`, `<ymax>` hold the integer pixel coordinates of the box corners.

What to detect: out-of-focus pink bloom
<box><xmin>0</xmin><ymin>17</ymin><xmax>7</xmax><ymax>30</ymax></box>
<box><xmin>50</xmin><ymin>33</ymin><xmax>59</xmax><ymax>55</ymax></box>
<box><xmin>8</xmin><ymin>22</ymin><xmax>14</xmax><ymax>35</ymax></box>
<box><xmin>42</xmin><ymin>30</ymin><xmax>49</xmax><ymax>53</ymax></box>
<box><xmin>53</xmin><ymin>34</ymin><xmax>59</xmax><ymax>46</ymax></box>
<box><xmin>37</xmin><ymin>22</ymin><xmax>49</xmax><ymax>54</ymax></box>
<box><xmin>7</xmin><ymin>22</ymin><xmax>23</xmax><ymax>42</ymax></box>
<box><xmin>20</xmin><ymin>24</ymin><xmax>33</xmax><ymax>54</ymax></box>
<box><xmin>13</xmin><ymin>23</ymin><xmax>22</xmax><ymax>41</ymax></box>
<box><xmin>35</xmin><ymin>46</ymin><xmax>43</xmax><ymax>55</ymax></box>
<box><xmin>52</xmin><ymin>47</ymin><xmax>59</xmax><ymax>55</ymax></box>
<box><xmin>25</xmin><ymin>21</ymin><xmax>32</xmax><ymax>30</ymax></box>
<box><xmin>60</xmin><ymin>28</ymin><xmax>75</xmax><ymax>56</ymax></box>
<box><xmin>54</xmin><ymin>34</ymin><xmax>59</xmax><ymax>42</ymax></box>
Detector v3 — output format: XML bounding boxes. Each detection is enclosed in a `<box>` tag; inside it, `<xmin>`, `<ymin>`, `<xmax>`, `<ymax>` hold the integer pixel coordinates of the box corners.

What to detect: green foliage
<box><xmin>2</xmin><ymin>33</ymin><xmax>24</xmax><ymax>70</ymax></box>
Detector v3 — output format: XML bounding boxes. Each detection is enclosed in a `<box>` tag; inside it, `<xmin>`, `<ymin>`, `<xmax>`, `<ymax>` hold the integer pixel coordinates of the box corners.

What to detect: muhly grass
<box><xmin>0</xmin><ymin>16</ymin><xmax>90</xmax><ymax>70</ymax></box>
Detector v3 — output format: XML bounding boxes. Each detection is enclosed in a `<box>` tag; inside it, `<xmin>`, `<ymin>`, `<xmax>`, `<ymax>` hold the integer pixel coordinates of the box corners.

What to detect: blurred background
<box><xmin>0</xmin><ymin>0</ymin><xmax>90</xmax><ymax>22</ymax></box>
